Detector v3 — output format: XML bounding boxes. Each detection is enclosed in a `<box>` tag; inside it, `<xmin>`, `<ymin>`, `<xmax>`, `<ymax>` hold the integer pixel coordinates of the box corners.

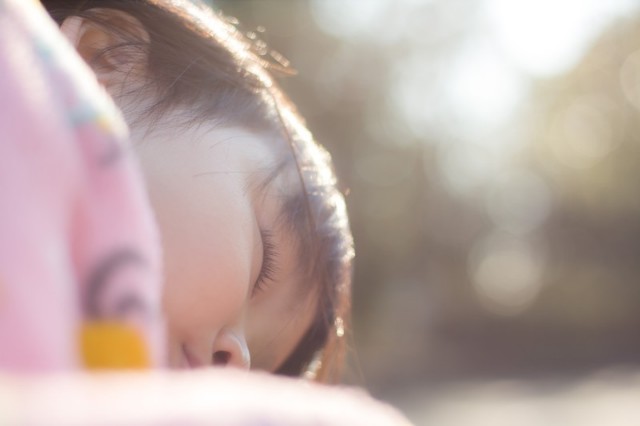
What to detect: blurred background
<box><xmin>210</xmin><ymin>0</ymin><xmax>640</xmax><ymax>424</ymax></box>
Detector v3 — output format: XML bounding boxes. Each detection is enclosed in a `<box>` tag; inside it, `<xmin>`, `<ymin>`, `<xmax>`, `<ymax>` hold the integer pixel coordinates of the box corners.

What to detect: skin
<box><xmin>134</xmin><ymin>123</ymin><xmax>317</xmax><ymax>372</ymax></box>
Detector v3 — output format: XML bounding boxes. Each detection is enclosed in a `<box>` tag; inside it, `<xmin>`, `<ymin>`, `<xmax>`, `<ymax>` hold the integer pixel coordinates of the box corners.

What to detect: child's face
<box><xmin>134</xmin><ymin>125</ymin><xmax>317</xmax><ymax>371</ymax></box>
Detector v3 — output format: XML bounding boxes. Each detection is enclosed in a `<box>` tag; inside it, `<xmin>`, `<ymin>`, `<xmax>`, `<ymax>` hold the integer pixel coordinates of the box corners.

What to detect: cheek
<box><xmin>162</xmin><ymin>247</ymin><xmax>245</xmax><ymax>329</ymax></box>
<box><xmin>158</xmin><ymin>196</ymin><xmax>256</xmax><ymax>335</ymax></box>
<box><xmin>247</xmin><ymin>288</ymin><xmax>318</xmax><ymax>372</ymax></box>
<box><xmin>138</xmin><ymin>142</ymin><xmax>258</xmax><ymax>337</ymax></box>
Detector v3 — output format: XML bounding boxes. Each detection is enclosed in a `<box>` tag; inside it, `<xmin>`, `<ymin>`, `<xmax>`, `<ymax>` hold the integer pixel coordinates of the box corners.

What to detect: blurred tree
<box><xmin>210</xmin><ymin>0</ymin><xmax>640</xmax><ymax>399</ymax></box>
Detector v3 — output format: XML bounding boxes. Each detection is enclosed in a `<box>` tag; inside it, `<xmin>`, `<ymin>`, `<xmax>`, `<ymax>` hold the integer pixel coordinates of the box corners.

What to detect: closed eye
<box><xmin>252</xmin><ymin>229</ymin><xmax>278</xmax><ymax>297</ymax></box>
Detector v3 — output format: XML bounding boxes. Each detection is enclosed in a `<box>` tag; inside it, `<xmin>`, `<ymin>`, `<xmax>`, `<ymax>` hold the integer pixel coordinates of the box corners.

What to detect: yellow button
<box><xmin>80</xmin><ymin>322</ymin><xmax>150</xmax><ymax>369</ymax></box>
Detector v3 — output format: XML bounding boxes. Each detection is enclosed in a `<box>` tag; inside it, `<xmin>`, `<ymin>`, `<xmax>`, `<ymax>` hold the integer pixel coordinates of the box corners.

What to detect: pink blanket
<box><xmin>0</xmin><ymin>0</ymin><xmax>163</xmax><ymax>371</ymax></box>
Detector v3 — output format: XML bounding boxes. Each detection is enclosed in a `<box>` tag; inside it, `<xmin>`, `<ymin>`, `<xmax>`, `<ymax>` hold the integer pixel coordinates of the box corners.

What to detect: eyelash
<box><xmin>252</xmin><ymin>229</ymin><xmax>277</xmax><ymax>297</ymax></box>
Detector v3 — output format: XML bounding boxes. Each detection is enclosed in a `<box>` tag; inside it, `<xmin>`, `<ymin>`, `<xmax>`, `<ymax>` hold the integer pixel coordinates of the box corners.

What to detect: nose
<box><xmin>211</xmin><ymin>329</ymin><xmax>250</xmax><ymax>369</ymax></box>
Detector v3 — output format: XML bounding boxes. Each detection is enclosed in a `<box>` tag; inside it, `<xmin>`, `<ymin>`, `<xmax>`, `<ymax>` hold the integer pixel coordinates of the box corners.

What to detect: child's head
<box><xmin>44</xmin><ymin>0</ymin><xmax>354</xmax><ymax>381</ymax></box>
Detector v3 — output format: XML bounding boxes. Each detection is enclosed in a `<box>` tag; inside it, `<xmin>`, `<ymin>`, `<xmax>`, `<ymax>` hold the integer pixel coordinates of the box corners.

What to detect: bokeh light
<box><xmin>485</xmin><ymin>0</ymin><xmax>639</xmax><ymax>77</ymax></box>
<box><xmin>309</xmin><ymin>0</ymin><xmax>390</xmax><ymax>40</ymax></box>
<box><xmin>469</xmin><ymin>232</ymin><xmax>545</xmax><ymax>315</ymax></box>
<box><xmin>619</xmin><ymin>49</ymin><xmax>640</xmax><ymax>110</ymax></box>
<box><xmin>444</xmin><ymin>39</ymin><xmax>527</xmax><ymax>129</ymax></box>
<box><xmin>550</xmin><ymin>94</ymin><xmax>620</xmax><ymax>170</ymax></box>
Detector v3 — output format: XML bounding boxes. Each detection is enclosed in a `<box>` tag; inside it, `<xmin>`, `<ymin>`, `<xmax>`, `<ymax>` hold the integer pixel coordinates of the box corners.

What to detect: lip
<box><xmin>182</xmin><ymin>344</ymin><xmax>204</xmax><ymax>369</ymax></box>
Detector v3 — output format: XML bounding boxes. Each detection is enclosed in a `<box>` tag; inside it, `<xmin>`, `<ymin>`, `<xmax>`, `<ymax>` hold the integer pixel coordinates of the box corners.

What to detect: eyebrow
<box><xmin>251</xmin><ymin>157</ymin><xmax>290</xmax><ymax>197</ymax></box>
<box><xmin>246</xmin><ymin>156</ymin><xmax>294</xmax><ymax>225</ymax></box>
<box><xmin>85</xmin><ymin>248</ymin><xmax>146</xmax><ymax>319</ymax></box>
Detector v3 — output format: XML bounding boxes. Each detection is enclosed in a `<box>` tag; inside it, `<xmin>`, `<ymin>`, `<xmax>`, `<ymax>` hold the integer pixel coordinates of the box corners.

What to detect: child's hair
<box><xmin>42</xmin><ymin>0</ymin><xmax>354</xmax><ymax>382</ymax></box>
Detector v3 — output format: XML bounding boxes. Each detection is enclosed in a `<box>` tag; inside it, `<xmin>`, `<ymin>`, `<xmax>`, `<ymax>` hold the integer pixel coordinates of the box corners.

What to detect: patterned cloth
<box><xmin>0</xmin><ymin>0</ymin><xmax>163</xmax><ymax>372</ymax></box>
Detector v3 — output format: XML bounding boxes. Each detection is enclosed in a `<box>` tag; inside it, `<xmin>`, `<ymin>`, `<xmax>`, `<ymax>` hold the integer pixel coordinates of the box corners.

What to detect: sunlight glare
<box><xmin>309</xmin><ymin>0</ymin><xmax>390</xmax><ymax>39</ymax></box>
<box><xmin>486</xmin><ymin>0</ymin><xmax>640</xmax><ymax>77</ymax></box>
<box><xmin>445</xmin><ymin>40</ymin><xmax>527</xmax><ymax>129</ymax></box>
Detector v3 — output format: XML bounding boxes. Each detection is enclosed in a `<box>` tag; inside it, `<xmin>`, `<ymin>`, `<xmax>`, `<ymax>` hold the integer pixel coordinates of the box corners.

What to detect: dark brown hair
<box><xmin>42</xmin><ymin>0</ymin><xmax>354</xmax><ymax>382</ymax></box>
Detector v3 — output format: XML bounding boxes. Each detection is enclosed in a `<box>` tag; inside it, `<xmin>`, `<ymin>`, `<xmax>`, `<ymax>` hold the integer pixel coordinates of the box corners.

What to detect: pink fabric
<box><xmin>0</xmin><ymin>0</ymin><xmax>163</xmax><ymax>371</ymax></box>
<box><xmin>1</xmin><ymin>369</ymin><xmax>412</xmax><ymax>425</ymax></box>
